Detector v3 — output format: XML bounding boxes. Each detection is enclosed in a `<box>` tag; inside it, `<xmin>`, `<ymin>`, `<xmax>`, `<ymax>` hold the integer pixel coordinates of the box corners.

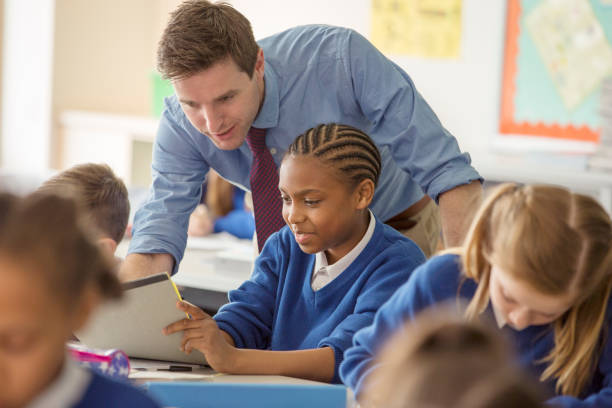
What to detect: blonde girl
<box><xmin>341</xmin><ymin>183</ymin><xmax>612</xmax><ymax>407</ymax></box>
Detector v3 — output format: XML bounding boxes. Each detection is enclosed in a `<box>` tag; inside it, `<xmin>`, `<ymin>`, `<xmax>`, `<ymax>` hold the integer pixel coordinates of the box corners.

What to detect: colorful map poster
<box><xmin>526</xmin><ymin>0</ymin><xmax>612</xmax><ymax>110</ymax></box>
<box><xmin>371</xmin><ymin>0</ymin><xmax>462</xmax><ymax>58</ymax></box>
<box><xmin>500</xmin><ymin>0</ymin><xmax>612</xmax><ymax>142</ymax></box>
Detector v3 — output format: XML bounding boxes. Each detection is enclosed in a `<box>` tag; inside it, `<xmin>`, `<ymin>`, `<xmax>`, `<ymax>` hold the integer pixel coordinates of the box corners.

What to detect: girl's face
<box><xmin>489</xmin><ymin>264</ymin><xmax>574</xmax><ymax>331</ymax></box>
<box><xmin>279</xmin><ymin>155</ymin><xmax>371</xmax><ymax>265</ymax></box>
<box><xmin>0</xmin><ymin>257</ymin><xmax>90</xmax><ymax>408</ymax></box>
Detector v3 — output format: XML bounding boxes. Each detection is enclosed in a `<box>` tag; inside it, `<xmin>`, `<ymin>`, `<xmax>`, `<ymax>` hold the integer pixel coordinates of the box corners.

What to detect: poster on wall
<box><xmin>500</xmin><ymin>0</ymin><xmax>612</xmax><ymax>142</ymax></box>
<box><xmin>370</xmin><ymin>0</ymin><xmax>462</xmax><ymax>58</ymax></box>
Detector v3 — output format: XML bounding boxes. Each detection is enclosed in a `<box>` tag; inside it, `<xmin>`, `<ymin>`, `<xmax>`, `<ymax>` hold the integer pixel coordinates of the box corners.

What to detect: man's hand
<box><xmin>163</xmin><ymin>301</ymin><xmax>236</xmax><ymax>373</ymax></box>
<box><xmin>438</xmin><ymin>180</ymin><xmax>483</xmax><ymax>247</ymax></box>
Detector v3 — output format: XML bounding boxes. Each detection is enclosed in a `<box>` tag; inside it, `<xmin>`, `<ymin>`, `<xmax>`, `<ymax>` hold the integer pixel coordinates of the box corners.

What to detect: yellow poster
<box><xmin>371</xmin><ymin>0</ymin><xmax>462</xmax><ymax>58</ymax></box>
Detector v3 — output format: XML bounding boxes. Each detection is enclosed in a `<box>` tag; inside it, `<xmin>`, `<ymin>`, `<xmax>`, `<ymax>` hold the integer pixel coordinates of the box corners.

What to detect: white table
<box><xmin>117</xmin><ymin>233</ymin><xmax>256</xmax><ymax>312</ymax></box>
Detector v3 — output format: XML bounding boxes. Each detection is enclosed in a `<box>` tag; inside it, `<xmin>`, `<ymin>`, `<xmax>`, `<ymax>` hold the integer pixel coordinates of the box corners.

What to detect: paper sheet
<box><xmin>130</xmin><ymin>370</ymin><xmax>219</xmax><ymax>381</ymax></box>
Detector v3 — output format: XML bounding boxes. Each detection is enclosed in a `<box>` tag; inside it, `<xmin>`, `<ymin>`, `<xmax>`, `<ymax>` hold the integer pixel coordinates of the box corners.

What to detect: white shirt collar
<box><xmin>26</xmin><ymin>354</ymin><xmax>92</xmax><ymax>408</ymax></box>
<box><xmin>311</xmin><ymin>210</ymin><xmax>376</xmax><ymax>291</ymax></box>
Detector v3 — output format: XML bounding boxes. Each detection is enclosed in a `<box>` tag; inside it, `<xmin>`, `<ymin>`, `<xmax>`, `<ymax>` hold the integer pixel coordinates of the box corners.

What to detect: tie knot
<box><xmin>245</xmin><ymin>127</ymin><xmax>267</xmax><ymax>152</ymax></box>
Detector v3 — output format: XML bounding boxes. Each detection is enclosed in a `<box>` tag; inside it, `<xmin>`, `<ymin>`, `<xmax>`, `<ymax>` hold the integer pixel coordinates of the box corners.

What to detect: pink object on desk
<box><xmin>68</xmin><ymin>343</ymin><xmax>131</xmax><ymax>380</ymax></box>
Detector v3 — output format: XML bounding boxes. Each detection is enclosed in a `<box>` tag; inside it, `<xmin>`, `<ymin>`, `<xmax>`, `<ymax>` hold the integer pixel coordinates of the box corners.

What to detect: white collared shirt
<box><xmin>26</xmin><ymin>355</ymin><xmax>92</xmax><ymax>408</ymax></box>
<box><xmin>311</xmin><ymin>210</ymin><xmax>376</xmax><ymax>291</ymax></box>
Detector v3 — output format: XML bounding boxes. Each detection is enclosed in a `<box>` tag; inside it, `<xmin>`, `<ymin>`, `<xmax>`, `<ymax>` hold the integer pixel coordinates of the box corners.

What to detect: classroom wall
<box><xmin>3</xmin><ymin>1</ymin><xmax>603</xmax><ymax>186</ymax></box>
<box><xmin>47</xmin><ymin>0</ymin><xmax>508</xmax><ymax>170</ymax></box>
<box><xmin>0</xmin><ymin>0</ymin><xmax>3</xmax><ymax>165</ymax></box>
<box><xmin>50</xmin><ymin>0</ymin><xmax>180</xmax><ymax>168</ymax></box>
<box><xmin>1</xmin><ymin>0</ymin><xmax>54</xmax><ymax>172</ymax></box>
<box><xmin>230</xmin><ymin>0</ymin><xmax>506</xmax><ymax>164</ymax></box>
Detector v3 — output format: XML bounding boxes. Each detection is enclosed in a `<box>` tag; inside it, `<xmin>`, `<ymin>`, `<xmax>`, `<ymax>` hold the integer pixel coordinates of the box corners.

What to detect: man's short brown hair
<box><xmin>157</xmin><ymin>0</ymin><xmax>259</xmax><ymax>80</ymax></box>
<box><xmin>37</xmin><ymin>163</ymin><xmax>130</xmax><ymax>243</ymax></box>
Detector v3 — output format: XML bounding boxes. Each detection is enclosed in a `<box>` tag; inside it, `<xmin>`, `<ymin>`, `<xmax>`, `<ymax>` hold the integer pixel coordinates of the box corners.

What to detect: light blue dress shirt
<box><xmin>129</xmin><ymin>25</ymin><xmax>482</xmax><ymax>270</ymax></box>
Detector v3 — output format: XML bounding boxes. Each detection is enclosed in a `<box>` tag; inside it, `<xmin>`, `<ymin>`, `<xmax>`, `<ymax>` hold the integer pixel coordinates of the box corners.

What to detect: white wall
<box><xmin>231</xmin><ymin>0</ymin><xmax>597</xmax><ymax>162</ymax></box>
<box><xmin>231</xmin><ymin>0</ymin><xmax>505</xmax><ymax>162</ymax></box>
<box><xmin>230</xmin><ymin>0</ymin><xmax>612</xmax><ymax>211</ymax></box>
<box><xmin>1</xmin><ymin>0</ymin><xmax>55</xmax><ymax>172</ymax></box>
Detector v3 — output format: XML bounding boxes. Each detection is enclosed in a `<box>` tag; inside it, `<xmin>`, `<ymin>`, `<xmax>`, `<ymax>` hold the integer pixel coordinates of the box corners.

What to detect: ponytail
<box><xmin>460</xmin><ymin>183</ymin><xmax>612</xmax><ymax>396</ymax></box>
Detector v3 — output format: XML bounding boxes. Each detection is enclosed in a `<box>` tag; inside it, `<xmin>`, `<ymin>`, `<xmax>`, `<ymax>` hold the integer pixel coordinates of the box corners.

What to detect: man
<box><xmin>119</xmin><ymin>0</ymin><xmax>482</xmax><ymax>281</ymax></box>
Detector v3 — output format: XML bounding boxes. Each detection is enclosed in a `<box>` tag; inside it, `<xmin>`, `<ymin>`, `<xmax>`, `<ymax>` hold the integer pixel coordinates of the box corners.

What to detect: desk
<box><xmin>130</xmin><ymin>359</ymin><xmax>322</xmax><ymax>385</ymax></box>
<box><xmin>174</xmin><ymin>234</ymin><xmax>255</xmax><ymax>292</ymax></box>
<box><xmin>129</xmin><ymin>359</ymin><xmax>354</xmax><ymax>408</ymax></box>
<box><xmin>117</xmin><ymin>233</ymin><xmax>255</xmax><ymax>313</ymax></box>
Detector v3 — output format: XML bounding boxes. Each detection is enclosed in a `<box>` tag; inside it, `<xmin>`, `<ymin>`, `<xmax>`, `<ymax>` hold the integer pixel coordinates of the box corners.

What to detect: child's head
<box><xmin>362</xmin><ymin>307</ymin><xmax>545</xmax><ymax>408</ymax></box>
<box><xmin>37</xmin><ymin>163</ymin><xmax>130</xmax><ymax>255</ymax></box>
<box><xmin>0</xmin><ymin>192</ymin><xmax>122</xmax><ymax>408</ymax></box>
<box><xmin>461</xmin><ymin>183</ymin><xmax>612</xmax><ymax>396</ymax></box>
<box><xmin>279</xmin><ymin>123</ymin><xmax>381</xmax><ymax>263</ymax></box>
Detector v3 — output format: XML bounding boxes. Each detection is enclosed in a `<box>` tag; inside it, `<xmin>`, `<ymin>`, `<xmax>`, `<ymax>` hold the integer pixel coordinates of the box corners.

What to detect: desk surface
<box><xmin>129</xmin><ymin>359</ymin><xmax>324</xmax><ymax>386</ymax></box>
<box><xmin>117</xmin><ymin>233</ymin><xmax>255</xmax><ymax>294</ymax></box>
<box><xmin>130</xmin><ymin>359</ymin><xmax>355</xmax><ymax>408</ymax></box>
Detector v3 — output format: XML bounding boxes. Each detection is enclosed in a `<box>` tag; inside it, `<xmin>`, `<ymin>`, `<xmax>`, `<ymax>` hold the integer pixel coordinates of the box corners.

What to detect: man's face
<box><xmin>173</xmin><ymin>50</ymin><xmax>265</xmax><ymax>150</ymax></box>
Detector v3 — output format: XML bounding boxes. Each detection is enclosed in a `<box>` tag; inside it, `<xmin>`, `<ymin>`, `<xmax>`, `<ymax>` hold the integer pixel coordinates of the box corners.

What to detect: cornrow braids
<box><xmin>286</xmin><ymin>124</ymin><xmax>382</xmax><ymax>187</ymax></box>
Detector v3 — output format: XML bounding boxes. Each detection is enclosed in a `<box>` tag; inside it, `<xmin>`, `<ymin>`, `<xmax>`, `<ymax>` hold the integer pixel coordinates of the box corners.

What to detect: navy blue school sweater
<box><xmin>214</xmin><ymin>219</ymin><xmax>426</xmax><ymax>383</ymax></box>
<box><xmin>340</xmin><ymin>254</ymin><xmax>612</xmax><ymax>407</ymax></box>
<box><xmin>73</xmin><ymin>370</ymin><xmax>160</xmax><ymax>408</ymax></box>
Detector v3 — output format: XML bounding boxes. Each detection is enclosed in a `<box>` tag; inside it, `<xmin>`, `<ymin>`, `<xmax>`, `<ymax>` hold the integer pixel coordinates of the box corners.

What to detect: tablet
<box><xmin>76</xmin><ymin>273</ymin><xmax>207</xmax><ymax>365</ymax></box>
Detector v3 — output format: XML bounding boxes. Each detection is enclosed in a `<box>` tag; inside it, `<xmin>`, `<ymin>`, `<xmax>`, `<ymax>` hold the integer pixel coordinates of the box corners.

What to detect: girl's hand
<box><xmin>162</xmin><ymin>300</ymin><xmax>237</xmax><ymax>372</ymax></box>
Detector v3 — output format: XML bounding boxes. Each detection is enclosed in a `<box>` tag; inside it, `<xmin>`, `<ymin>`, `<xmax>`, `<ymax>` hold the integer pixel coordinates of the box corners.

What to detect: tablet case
<box><xmin>76</xmin><ymin>273</ymin><xmax>207</xmax><ymax>365</ymax></box>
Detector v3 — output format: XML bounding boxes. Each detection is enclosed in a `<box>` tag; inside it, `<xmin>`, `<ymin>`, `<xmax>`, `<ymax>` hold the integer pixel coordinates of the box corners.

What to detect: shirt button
<box><xmin>269</xmin><ymin>147</ymin><xmax>277</xmax><ymax>155</ymax></box>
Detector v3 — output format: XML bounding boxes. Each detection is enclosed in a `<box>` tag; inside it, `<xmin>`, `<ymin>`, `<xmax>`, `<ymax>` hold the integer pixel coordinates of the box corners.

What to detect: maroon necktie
<box><xmin>245</xmin><ymin>127</ymin><xmax>285</xmax><ymax>251</ymax></box>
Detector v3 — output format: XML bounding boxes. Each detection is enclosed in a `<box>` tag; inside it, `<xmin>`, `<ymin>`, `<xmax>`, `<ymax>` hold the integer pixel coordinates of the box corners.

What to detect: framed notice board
<box><xmin>500</xmin><ymin>0</ymin><xmax>612</xmax><ymax>142</ymax></box>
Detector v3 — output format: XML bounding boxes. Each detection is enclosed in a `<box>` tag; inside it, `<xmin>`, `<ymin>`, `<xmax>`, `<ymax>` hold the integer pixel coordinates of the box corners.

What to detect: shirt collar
<box><xmin>251</xmin><ymin>62</ymin><xmax>280</xmax><ymax>129</ymax></box>
<box><xmin>26</xmin><ymin>354</ymin><xmax>92</xmax><ymax>408</ymax></box>
<box><xmin>313</xmin><ymin>210</ymin><xmax>376</xmax><ymax>280</ymax></box>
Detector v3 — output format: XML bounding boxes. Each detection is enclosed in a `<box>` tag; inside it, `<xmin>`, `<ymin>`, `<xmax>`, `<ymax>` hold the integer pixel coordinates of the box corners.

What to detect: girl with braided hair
<box><xmin>163</xmin><ymin>124</ymin><xmax>425</xmax><ymax>382</ymax></box>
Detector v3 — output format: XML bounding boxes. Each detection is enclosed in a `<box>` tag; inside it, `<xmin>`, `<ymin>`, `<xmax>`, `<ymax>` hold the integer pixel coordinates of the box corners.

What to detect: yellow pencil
<box><xmin>166</xmin><ymin>272</ymin><xmax>191</xmax><ymax>319</ymax></box>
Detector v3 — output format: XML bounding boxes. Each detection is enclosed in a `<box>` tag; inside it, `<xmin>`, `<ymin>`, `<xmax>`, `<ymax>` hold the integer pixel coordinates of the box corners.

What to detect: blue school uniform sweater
<box><xmin>73</xmin><ymin>370</ymin><xmax>161</xmax><ymax>408</ymax></box>
<box><xmin>340</xmin><ymin>254</ymin><xmax>612</xmax><ymax>407</ymax></box>
<box><xmin>214</xmin><ymin>218</ymin><xmax>426</xmax><ymax>383</ymax></box>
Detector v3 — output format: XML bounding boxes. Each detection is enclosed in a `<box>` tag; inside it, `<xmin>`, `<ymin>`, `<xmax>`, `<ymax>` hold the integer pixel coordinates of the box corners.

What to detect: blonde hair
<box><xmin>362</xmin><ymin>307</ymin><xmax>545</xmax><ymax>408</ymax></box>
<box><xmin>462</xmin><ymin>183</ymin><xmax>612</xmax><ymax>396</ymax></box>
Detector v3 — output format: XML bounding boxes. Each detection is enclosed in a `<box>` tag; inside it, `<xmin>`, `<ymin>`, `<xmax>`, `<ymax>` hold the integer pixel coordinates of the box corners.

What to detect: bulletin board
<box><xmin>500</xmin><ymin>0</ymin><xmax>612</xmax><ymax>142</ymax></box>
